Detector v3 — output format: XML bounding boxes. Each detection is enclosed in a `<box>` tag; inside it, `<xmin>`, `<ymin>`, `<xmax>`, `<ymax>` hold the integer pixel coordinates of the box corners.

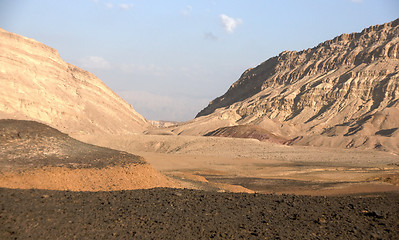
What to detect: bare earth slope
<box><xmin>193</xmin><ymin>19</ymin><xmax>399</xmax><ymax>153</ymax></box>
<box><xmin>0</xmin><ymin>119</ymin><xmax>177</xmax><ymax>191</ymax></box>
<box><xmin>0</xmin><ymin>28</ymin><xmax>148</xmax><ymax>135</ymax></box>
<box><xmin>204</xmin><ymin>125</ymin><xmax>288</xmax><ymax>143</ymax></box>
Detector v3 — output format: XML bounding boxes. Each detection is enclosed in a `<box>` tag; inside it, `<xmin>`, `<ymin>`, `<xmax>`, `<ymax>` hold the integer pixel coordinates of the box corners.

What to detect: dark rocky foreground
<box><xmin>1</xmin><ymin>188</ymin><xmax>398</xmax><ymax>239</ymax></box>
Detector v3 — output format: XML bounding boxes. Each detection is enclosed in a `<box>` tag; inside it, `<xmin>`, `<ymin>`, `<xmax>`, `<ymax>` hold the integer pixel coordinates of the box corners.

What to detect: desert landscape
<box><xmin>1</xmin><ymin>10</ymin><xmax>399</xmax><ymax>240</ymax></box>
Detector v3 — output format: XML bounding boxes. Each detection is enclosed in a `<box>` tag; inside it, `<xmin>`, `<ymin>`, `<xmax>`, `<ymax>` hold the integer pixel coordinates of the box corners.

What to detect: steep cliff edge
<box><xmin>0</xmin><ymin>28</ymin><xmax>148</xmax><ymax>135</ymax></box>
<box><xmin>195</xmin><ymin>19</ymin><xmax>399</xmax><ymax>153</ymax></box>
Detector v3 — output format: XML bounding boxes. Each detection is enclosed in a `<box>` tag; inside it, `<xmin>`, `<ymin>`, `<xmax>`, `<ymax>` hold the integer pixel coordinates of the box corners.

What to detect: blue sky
<box><xmin>1</xmin><ymin>0</ymin><xmax>398</xmax><ymax>121</ymax></box>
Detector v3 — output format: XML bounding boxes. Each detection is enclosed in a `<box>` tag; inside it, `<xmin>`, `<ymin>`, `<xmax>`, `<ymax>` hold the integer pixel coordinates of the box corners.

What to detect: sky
<box><xmin>1</xmin><ymin>0</ymin><xmax>398</xmax><ymax>121</ymax></box>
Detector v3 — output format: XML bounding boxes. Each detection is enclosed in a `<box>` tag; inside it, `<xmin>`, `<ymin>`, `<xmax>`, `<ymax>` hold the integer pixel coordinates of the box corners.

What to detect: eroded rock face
<box><xmin>196</xmin><ymin>19</ymin><xmax>399</xmax><ymax>153</ymax></box>
<box><xmin>0</xmin><ymin>28</ymin><xmax>148</xmax><ymax>135</ymax></box>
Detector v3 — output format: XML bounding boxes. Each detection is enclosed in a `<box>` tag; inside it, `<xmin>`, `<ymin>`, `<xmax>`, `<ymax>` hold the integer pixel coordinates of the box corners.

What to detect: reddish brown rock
<box><xmin>204</xmin><ymin>125</ymin><xmax>288</xmax><ymax>144</ymax></box>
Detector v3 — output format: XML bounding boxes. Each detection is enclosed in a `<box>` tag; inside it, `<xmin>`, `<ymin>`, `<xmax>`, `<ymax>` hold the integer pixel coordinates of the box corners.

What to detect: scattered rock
<box><xmin>1</xmin><ymin>188</ymin><xmax>398</xmax><ymax>239</ymax></box>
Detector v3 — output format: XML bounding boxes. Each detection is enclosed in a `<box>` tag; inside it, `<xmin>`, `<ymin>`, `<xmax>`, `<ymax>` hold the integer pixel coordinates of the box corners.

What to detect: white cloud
<box><xmin>78</xmin><ymin>56</ymin><xmax>112</xmax><ymax>70</ymax></box>
<box><xmin>220</xmin><ymin>14</ymin><xmax>242</xmax><ymax>33</ymax></box>
<box><xmin>119</xmin><ymin>3</ymin><xmax>134</xmax><ymax>10</ymax></box>
<box><xmin>105</xmin><ymin>3</ymin><xmax>113</xmax><ymax>9</ymax></box>
<box><xmin>182</xmin><ymin>5</ymin><xmax>192</xmax><ymax>16</ymax></box>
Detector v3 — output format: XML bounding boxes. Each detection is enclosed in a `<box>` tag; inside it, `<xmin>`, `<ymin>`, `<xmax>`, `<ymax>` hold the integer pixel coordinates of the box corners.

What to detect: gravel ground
<box><xmin>1</xmin><ymin>188</ymin><xmax>398</xmax><ymax>239</ymax></box>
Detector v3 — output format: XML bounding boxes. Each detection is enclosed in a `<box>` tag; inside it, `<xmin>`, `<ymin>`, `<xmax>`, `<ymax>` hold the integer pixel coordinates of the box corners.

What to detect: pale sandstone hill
<box><xmin>190</xmin><ymin>19</ymin><xmax>399</xmax><ymax>153</ymax></box>
<box><xmin>0</xmin><ymin>28</ymin><xmax>148</xmax><ymax>136</ymax></box>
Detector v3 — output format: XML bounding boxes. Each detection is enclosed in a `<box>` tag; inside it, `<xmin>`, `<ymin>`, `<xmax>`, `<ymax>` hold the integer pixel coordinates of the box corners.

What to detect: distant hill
<box><xmin>192</xmin><ymin>19</ymin><xmax>399</xmax><ymax>153</ymax></box>
<box><xmin>0</xmin><ymin>28</ymin><xmax>149</xmax><ymax>136</ymax></box>
<box><xmin>204</xmin><ymin>125</ymin><xmax>287</xmax><ymax>144</ymax></box>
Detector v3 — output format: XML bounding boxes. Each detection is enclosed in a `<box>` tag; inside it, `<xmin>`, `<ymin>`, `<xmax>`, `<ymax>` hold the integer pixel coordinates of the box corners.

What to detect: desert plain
<box><xmin>1</xmin><ymin>16</ymin><xmax>399</xmax><ymax>239</ymax></box>
<box><xmin>78</xmin><ymin>132</ymin><xmax>399</xmax><ymax>196</ymax></box>
<box><xmin>1</xmin><ymin>122</ymin><xmax>399</xmax><ymax>239</ymax></box>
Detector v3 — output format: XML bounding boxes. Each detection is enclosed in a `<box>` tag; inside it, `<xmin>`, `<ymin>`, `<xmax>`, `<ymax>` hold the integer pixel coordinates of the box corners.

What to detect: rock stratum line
<box><xmin>193</xmin><ymin>18</ymin><xmax>399</xmax><ymax>153</ymax></box>
<box><xmin>0</xmin><ymin>28</ymin><xmax>148</xmax><ymax>136</ymax></box>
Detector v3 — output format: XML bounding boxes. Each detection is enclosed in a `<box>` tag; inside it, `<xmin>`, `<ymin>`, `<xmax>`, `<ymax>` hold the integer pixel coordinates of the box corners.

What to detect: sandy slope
<box><xmin>0</xmin><ymin>164</ymin><xmax>177</xmax><ymax>191</ymax></box>
<box><xmin>0</xmin><ymin>120</ymin><xmax>178</xmax><ymax>191</ymax></box>
<box><xmin>76</xmin><ymin>133</ymin><xmax>399</xmax><ymax>195</ymax></box>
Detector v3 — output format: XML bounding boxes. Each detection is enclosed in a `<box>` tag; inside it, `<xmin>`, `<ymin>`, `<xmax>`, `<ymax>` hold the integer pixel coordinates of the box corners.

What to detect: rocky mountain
<box><xmin>0</xmin><ymin>28</ymin><xmax>148</xmax><ymax>136</ymax></box>
<box><xmin>195</xmin><ymin>19</ymin><xmax>399</xmax><ymax>153</ymax></box>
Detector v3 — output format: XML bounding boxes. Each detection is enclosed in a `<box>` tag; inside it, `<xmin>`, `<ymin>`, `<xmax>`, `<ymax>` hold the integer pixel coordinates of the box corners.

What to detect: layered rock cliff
<box><xmin>0</xmin><ymin>28</ymin><xmax>148</xmax><ymax>135</ymax></box>
<box><xmin>195</xmin><ymin>19</ymin><xmax>399</xmax><ymax>153</ymax></box>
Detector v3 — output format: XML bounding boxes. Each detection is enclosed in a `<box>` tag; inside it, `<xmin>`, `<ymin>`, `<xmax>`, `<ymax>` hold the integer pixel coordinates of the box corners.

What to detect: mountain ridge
<box><xmin>0</xmin><ymin>28</ymin><xmax>148</xmax><ymax>136</ymax></box>
<box><xmin>193</xmin><ymin>18</ymin><xmax>399</xmax><ymax>153</ymax></box>
<box><xmin>197</xmin><ymin>18</ymin><xmax>399</xmax><ymax>118</ymax></box>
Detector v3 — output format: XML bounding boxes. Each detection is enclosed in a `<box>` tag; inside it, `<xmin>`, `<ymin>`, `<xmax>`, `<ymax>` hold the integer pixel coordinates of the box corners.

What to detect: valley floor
<box><xmin>76</xmin><ymin>134</ymin><xmax>399</xmax><ymax>195</ymax></box>
<box><xmin>1</xmin><ymin>130</ymin><xmax>399</xmax><ymax>239</ymax></box>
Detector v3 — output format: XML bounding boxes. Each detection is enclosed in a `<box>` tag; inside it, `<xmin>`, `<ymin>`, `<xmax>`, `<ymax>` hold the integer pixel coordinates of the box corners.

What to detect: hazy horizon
<box><xmin>1</xmin><ymin>0</ymin><xmax>398</xmax><ymax>121</ymax></box>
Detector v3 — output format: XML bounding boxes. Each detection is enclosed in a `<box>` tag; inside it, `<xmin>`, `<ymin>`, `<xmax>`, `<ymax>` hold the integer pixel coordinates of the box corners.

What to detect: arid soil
<box><xmin>0</xmin><ymin>119</ymin><xmax>178</xmax><ymax>191</ymax></box>
<box><xmin>1</xmin><ymin>188</ymin><xmax>398</xmax><ymax>239</ymax></box>
<box><xmin>78</xmin><ymin>133</ymin><xmax>399</xmax><ymax>195</ymax></box>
